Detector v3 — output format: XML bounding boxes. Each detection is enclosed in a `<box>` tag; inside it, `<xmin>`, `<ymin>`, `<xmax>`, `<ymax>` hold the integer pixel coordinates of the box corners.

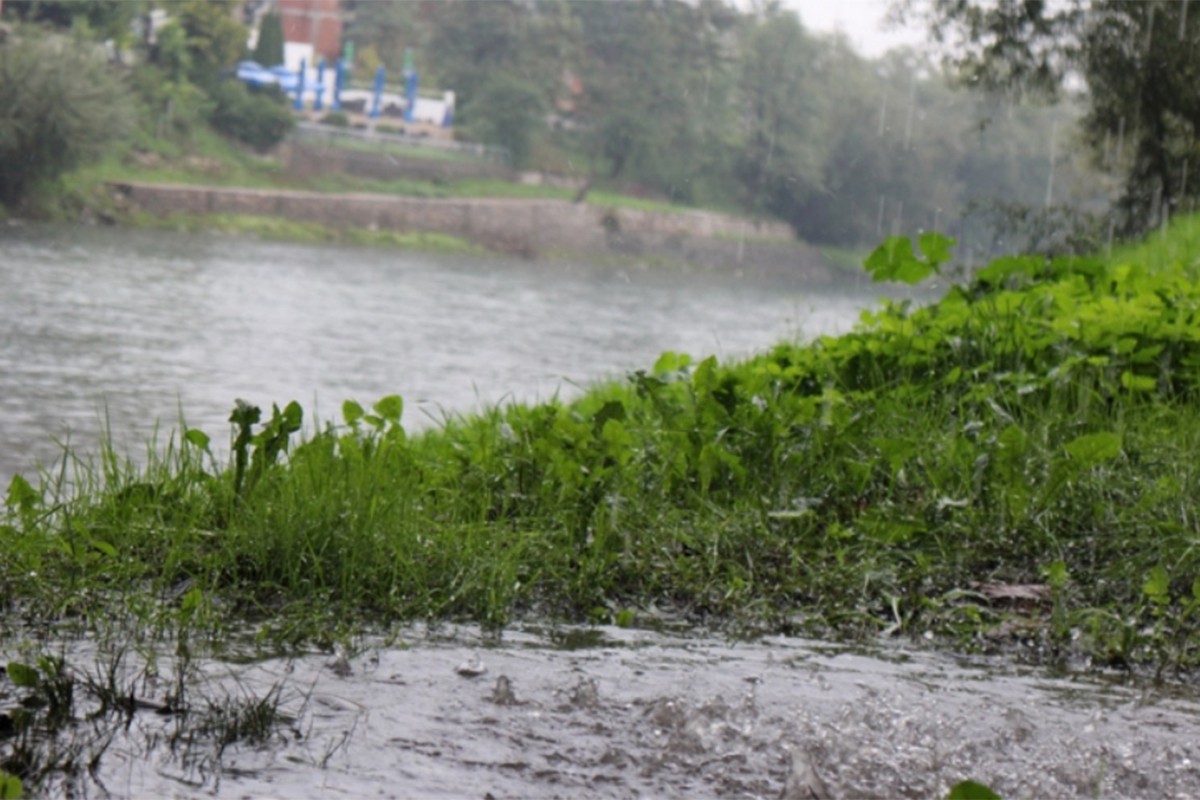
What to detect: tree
<box><xmin>252</xmin><ymin>10</ymin><xmax>284</xmax><ymax>66</ymax></box>
<box><xmin>900</xmin><ymin>0</ymin><xmax>1200</xmax><ymax>233</ymax></box>
<box><xmin>2</xmin><ymin>1</ymin><xmax>144</xmax><ymax>49</ymax></box>
<box><xmin>461</xmin><ymin>73</ymin><xmax>546</xmax><ymax>168</ymax></box>
<box><xmin>0</xmin><ymin>32</ymin><xmax>134</xmax><ymax>206</ymax></box>
<box><xmin>570</xmin><ymin>0</ymin><xmax>736</xmax><ymax>201</ymax></box>
<box><xmin>343</xmin><ymin>0</ymin><xmax>419</xmax><ymax>70</ymax></box>
<box><xmin>172</xmin><ymin>0</ymin><xmax>248</xmax><ymax>90</ymax></box>
<box><xmin>732</xmin><ymin>6</ymin><xmax>828</xmax><ymax>222</ymax></box>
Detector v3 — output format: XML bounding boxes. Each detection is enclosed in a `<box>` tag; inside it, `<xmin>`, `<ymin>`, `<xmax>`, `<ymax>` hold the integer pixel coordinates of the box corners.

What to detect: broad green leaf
<box><xmin>5</xmin><ymin>474</ymin><xmax>39</xmax><ymax>513</ymax></box>
<box><xmin>653</xmin><ymin>351</ymin><xmax>691</xmax><ymax>376</ymax></box>
<box><xmin>181</xmin><ymin>586</ymin><xmax>204</xmax><ymax>616</ymax></box>
<box><xmin>918</xmin><ymin>231</ymin><xmax>956</xmax><ymax>269</ymax></box>
<box><xmin>281</xmin><ymin>400</ymin><xmax>304</xmax><ymax>431</ymax></box>
<box><xmin>975</xmin><ymin>255</ymin><xmax>1041</xmax><ymax>285</ymax></box>
<box><xmin>183</xmin><ymin>428</ymin><xmax>211</xmax><ymax>450</ymax></box>
<box><xmin>373</xmin><ymin>394</ymin><xmax>404</xmax><ymax>424</ymax></box>
<box><xmin>1041</xmin><ymin>560</ymin><xmax>1069</xmax><ymax>589</ymax></box>
<box><xmin>1064</xmin><ymin>431</ymin><xmax>1121</xmax><ymax>466</ymax></box>
<box><xmin>229</xmin><ymin>399</ymin><xmax>261</xmax><ymax>427</ymax></box>
<box><xmin>343</xmin><ymin>399</ymin><xmax>365</xmax><ymax>426</ymax></box>
<box><xmin>91</xmin><ymin>539</ymin><xmax>118</xmax><ymax>559</ymax></box>
<box><xmin>592</xmin><ymin>400</ymin><xmax>626</xmax><ymax>431</ymax></box>
<box><xmin>1120</xmin><ymin>371</ymin><xmax>1156</xmax><ymax>392</ymax></box>
<box><xmin>946</xmin><ymin>780</ymin><xmax>1001</xmax><ymax>800</ymax></box>
<box><xmin>1144</xmin><ymin>565</ymin><xmax>1170</xmax><ymax>605</ymax></box>
<box><xmin>0</xmin><ymin>770</ymin><xmax>22</xmax><ymax>800</ymax></box>
<box><xmin>6</xmin><ymin>662</ymin><xmax>39</xmax><ymax>688</ymax></box>
<box><xmin>865</xmin><ymin>235</ymin><xmax>936</xmax><ymax>284</ymax></box>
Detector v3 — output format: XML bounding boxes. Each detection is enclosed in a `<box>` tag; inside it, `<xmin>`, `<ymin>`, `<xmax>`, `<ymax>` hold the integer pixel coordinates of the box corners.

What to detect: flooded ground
<box><xmin>17</xmin><ymin>625</ymin><xmax>1199</xmax><ymax>799</ymax></box>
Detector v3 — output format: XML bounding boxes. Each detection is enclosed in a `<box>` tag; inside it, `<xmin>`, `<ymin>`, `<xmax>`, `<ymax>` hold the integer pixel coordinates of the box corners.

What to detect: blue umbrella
<box><xmin>370</xmin><ymin>65</ymin><xmax>385</xmax><ymax>119</ymax></box>
<box><xmin>314</xmin><ymin>59</ymin><xmax>326</xmax><ymax>111</ymax></box>
<box><xmin>332</xmin><ymin>59</ymin><xmax>344</xmax><ymax>112</ymax></box>
<box><xmin>294</xmin><ymin>58</ymin><xmax>307</xmax><ymax>111</ymax></box>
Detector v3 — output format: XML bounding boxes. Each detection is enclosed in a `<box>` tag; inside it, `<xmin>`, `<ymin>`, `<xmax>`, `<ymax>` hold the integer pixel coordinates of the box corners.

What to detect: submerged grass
<box><xmin>7</xmin><ymin>220</ymin><xmax>1200</xmax><ymax>672</ymax></box>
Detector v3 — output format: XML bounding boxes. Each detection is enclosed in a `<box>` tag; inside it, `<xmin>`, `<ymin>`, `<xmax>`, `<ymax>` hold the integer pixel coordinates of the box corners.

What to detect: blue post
<box><xmin>332</xmin><ymin>58</ymin><xmax>343</xmax><ymax>112</ymax></box>
<box><xmin>403</xmin><ymin>68</ymin><xmax>418</xmax><ymax>123</ymax></box>
<box><xmin>314</xmin><ymin>59</ymin><xmax>326</xmax><ymax>111</ymax></box>
<box><xmin>370</xmin><ymin>65</ymin><xmax>385</xmax><ymax>119</ymax></box>
<box><xmin>294</xmin><ymin>57</ymin><xmax>307</xmax><ymax>111</ymax></box>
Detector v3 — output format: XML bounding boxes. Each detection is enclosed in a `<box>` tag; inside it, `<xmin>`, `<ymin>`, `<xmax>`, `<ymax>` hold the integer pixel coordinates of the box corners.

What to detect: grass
<box><xmin>128</xmin><ymin>210</ymin><xmax>484</xmax><ymax>253</ymax></box>
<box><xmin>7</xmin><ymin>220</ymin><xmax>1200</xmax><ymax>676</ymax></box>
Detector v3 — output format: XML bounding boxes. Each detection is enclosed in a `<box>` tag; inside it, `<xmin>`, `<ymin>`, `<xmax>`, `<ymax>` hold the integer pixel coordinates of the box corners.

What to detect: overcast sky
<box><xmin>786</xmin><ymin>0</ymin><xmax>927</xmax><ymax>57</ymax></box>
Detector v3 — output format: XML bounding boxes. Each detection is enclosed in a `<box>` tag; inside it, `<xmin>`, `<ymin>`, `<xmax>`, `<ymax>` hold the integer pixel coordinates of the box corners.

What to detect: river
<box><xmin>1</xmin><ymin>223</ymin><xmax>877</xmax><ymax>486</ymax></box>
<box><xmin>3</xmin><ymin>223</ymin><xmax>1199</xmax><ymax>798</ymax></box>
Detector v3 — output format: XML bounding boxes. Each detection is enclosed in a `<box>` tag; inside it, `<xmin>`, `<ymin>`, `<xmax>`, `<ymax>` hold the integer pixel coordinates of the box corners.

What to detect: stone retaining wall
<box><xmin>111</xmin><ymin>182</ymin><xmax>833</xmax><ymax>280</ymax></box>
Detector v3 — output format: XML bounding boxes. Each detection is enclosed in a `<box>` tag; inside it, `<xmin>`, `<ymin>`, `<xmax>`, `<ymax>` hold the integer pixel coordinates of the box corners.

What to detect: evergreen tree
<box><xmin>253</xmin><ymin>10</ymin><xmax>284</xmax><ymax>66</ymax></box>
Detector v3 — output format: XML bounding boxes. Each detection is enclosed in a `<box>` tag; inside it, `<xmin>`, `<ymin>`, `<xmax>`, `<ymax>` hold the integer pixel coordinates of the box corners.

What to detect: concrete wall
<box><xmin>111</xmin><ymin>182</ymin><xmax>833</xmax><ymax>280</ymax></box>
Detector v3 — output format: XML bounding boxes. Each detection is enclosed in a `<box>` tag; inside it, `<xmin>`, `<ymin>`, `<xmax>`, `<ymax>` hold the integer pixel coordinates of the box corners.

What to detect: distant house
<box><xmin>277</xmin><ymin>0</ymin><xmax>343</xmax><ymax>64</ymax></box>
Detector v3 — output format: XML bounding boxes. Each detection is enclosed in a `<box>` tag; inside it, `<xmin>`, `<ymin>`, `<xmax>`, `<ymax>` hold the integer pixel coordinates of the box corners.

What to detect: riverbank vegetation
<box><xmin>1</xmin><ymin>0</ymin><xmax>1114</xmax><ymax>260</ymax></box>
<box><xmin>6</xmin><ymin>221</ymin><xmax>1200</xmax><ymax>677</ymax></box>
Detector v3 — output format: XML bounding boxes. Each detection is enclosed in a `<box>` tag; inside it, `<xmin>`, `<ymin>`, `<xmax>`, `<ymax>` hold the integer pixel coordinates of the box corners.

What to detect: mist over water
<box><xmin>0</xmin><ymin>224</ymin><xmax>882</xmax><ymax>485</ymax></box>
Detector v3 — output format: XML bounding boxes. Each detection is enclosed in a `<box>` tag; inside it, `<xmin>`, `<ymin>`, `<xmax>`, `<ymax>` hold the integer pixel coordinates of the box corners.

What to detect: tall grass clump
<box><xmin>7</xmin><ymin>223</ymin><xmax>1200</xmax><ymax>668</ymax></box>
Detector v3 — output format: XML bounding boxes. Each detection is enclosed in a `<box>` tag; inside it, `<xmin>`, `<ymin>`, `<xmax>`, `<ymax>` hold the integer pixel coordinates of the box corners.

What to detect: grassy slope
<box><xmin>7</xmin><ymin>208</ymin><xmax>1200</xmax><ymax>668</ymax></box>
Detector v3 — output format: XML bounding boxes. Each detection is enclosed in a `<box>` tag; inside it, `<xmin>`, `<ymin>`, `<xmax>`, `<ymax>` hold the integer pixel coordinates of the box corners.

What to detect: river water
<box><xmin>3</xmin><ymin>223</ymin><xmax>1200</xmax><ymax>798</ymax></box>
<box><xmin>0</xmin><ymin>223</ymin><xmax>875</xmax><ymax>486</ymax></box>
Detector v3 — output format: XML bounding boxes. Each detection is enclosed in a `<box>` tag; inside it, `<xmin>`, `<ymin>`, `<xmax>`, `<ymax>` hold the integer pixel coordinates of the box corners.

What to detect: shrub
<box><xmin>0</xmin><ymin>31</ymin><xmax>133</xmax><ymax>206</ymax></box>
<box><xmin>320</xmin><ymin>111</ymin><xmax>351</xmax><ymax>127</ymax></box>
<box><xmin>207</xmin><ymin>80</ymin><xmax>294</xmax><ymax>150</ymax></box>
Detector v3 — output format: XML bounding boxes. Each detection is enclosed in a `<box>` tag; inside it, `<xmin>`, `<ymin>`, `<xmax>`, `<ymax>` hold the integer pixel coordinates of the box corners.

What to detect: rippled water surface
<box><xmin>1</xmin><ymin>223</ymin><xmax>879</xmax><ymax>484</ymax></box>
<box><xmin>32</xmin><ymin>625</ymin><xmax>1200</xmax><ymax>799</ymax></box>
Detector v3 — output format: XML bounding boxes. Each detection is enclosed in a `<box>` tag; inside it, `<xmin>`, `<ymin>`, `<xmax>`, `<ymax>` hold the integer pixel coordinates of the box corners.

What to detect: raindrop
<box><xmin>1145</xmin><ymin>4</ymin><xmax>1157</xmax><ymax>53</ymax></box>
<box><xmin>877</xmin><ymin>94</ymin><xmax>888</xmax><ymax>137</ymax></box>
<box><xmin>876</xmin><ymin>194</ymin><xmax>886</xmax><ymax>236</ymax></box>
<box><xmin>891</xmin><ymin>200</ymin><xmax>904</xmax><ymax>236</ymax></box>
<box><xmin>1181</xmin><ymin>0</ymin><xmax>1190</xmax><ymax>40</ymax></box>
<box><xmin>1045</xmin><ymin>120</ymin><xmax>1058</xmax><ymax>209</ymax></box>
<box><xmin>903</xmin><ymin>70</ymin><xmax>917</xmax><ymax>150</ymax></box>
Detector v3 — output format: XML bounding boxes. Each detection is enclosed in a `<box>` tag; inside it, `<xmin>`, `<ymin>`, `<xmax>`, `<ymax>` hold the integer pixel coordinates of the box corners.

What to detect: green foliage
<box><xmin>252</xmin><ymin>10</ymin><xmax>284</xmax><ymax>67</ymax></box>
<box><xmin>207</xmin><ymin>81</ymin><xmax>294</xmax><ymax>151</ymax></box>
<box><xmin>864</xmin><ymin>232</ymin><xmax>956</xmax><ymax>284</ymax></box>
<box><xmin>0</xmin><ymin>770</ymin><xmax>20</xmax><ymax>800</ymax></box>
<box><xmin>734</xmin><ymin>7</ymin><xmax>827</xmax><ymax>218</ymax></box>
<box><xmin>0</xmin><ymin>32</ymin><xmax>134</xmax><ymax>207</ymax></box>
<box><xmin>3</xmin><ymin>0</ymin><xmax>142</xmax><ymax>45</ymax></box>
<box><xmin>10</xmin><ymin>221</ymin><xmax>1200</xmax><ymax>669</ymax></box>
<box><xmin>920</xmin><ymin>0</ymin><xmax>1200</xmax><ymax>235</ymax></box>
<box><xmin>174</xmin><ymin>0</ymin><xmax>248</xmax><ymax>91</ymax></box>
<box><xmin>461</xmin><ymin>73</ymin><xmax>545</xmax><ymax>167</ymax></box>
<box><xmin>946</xmin><ymin>780</ymin><xmax>1002</xmax><ymax>800</ymax></box>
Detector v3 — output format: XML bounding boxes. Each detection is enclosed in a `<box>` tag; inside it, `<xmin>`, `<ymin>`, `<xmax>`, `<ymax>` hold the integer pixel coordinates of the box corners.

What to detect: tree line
<box><xmin>3</xmin><ymin>0</ymin><xmax>1132</xmax><ymax>256</ymax></box>
<box><xmin>348</xmin><ymin>0</ymin><xmax>1106</xmax><ymax>252</ymax></box>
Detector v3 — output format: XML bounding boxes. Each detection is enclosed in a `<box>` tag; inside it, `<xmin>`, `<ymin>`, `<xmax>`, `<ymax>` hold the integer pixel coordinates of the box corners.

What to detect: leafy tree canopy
<box><xmin>897</xmin><ymin>0</ymin><xmax>1200</xmax><ymax>233</ymax></box>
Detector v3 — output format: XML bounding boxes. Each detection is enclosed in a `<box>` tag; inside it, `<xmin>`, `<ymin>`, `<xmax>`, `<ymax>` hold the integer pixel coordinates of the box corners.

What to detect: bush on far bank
<box><xmin>207</xmin><ymin>80</ymin><xmax>295</xmax><ymax>152</ymax></box>
<box><xmin>0</xmin><ymin>30</ymin><xmax>133</xmax><ymax>207</ymax></box>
